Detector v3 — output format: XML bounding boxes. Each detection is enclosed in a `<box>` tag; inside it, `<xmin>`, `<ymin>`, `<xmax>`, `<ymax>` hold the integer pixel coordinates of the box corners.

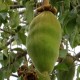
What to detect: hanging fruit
<box><xmin>26</xmin><ymin>0</ymin><xmax>62</xmax><ymax>77</ymax></box>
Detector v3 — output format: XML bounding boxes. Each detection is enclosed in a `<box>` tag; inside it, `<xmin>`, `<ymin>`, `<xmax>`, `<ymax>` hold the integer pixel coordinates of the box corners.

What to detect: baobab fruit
<box><xmin>27</xmin><ymin>11</ymin><xmax>62</xmax><ymax>74</ymax></box>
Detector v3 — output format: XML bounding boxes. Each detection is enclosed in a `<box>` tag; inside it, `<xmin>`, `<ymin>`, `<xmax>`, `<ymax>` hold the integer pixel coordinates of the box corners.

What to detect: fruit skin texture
<box><xmin>27</xmin><ymin>11</ymin><xmax>62</xmax><ymax>74</ymax></box>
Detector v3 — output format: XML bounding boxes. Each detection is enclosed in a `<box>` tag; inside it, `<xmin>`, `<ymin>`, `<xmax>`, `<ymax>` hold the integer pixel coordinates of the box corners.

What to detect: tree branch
<box><xmin>6</xmin><ymin>38</ymin><xmax>14</xmax><ymax>46</ymax></box>
<box><xmin>11</xmin><ymin>74</ymin><xmax>18</xmax><ymax>77</ymax></box>
<box><xmin>9</xmin><ymin>1</ymin><xmax>24</xmax><ymax>9</ymax></box>
<box><xmin>75</xmin><ymin>52</ymin><xmax>80</xmax><ymax>59</ymax></box>
<box><xmin>10</xmin><ymin>5</ymin><xmax>24</xmax><ymax>9</ymax></box>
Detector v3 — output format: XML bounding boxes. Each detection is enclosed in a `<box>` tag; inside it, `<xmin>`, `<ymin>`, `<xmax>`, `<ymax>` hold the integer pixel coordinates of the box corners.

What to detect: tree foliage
<box><xmin>0</xmin><ymin>0</ymin><xmax>80</xmax><ymax>80</ymax></box>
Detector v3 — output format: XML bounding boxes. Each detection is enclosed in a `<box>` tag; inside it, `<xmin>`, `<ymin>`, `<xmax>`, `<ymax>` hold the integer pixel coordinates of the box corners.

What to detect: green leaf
<box><xmin>0</xmin><ymin>12</ymin><xmax>7</xmax><ymax>20</ymax></box>
<box><xmin>3</xmin><ymin>49</ymin><xmax>8</xmax><ymax>58</ymax></box>
<box><xmin>63</xmin><ymin>10</ymin><xmax>77</xmax><ymax>35</ymax></box>
<box><xmin>11</xmin><ymin>58</ymin><xmax>23</xmax><ymax>73</ymax></box>
<box><xmin>9</xmin><ymin>11</ymin><xmax>20</xmax><ymax>28</ymax></box>
<box><xmin>69</xmin><ymin>32</ymin><xmax>76</xmax><ymax>48</ymax></box>
<box><xmin>56</xmin><ymin>62</ymin><xmax>75</xmax><ymax>80</ymax></box>
<box><xmin>24</xmin><ymin>1</ymin><xmax>34</xmax><ymax>23</ymax></box>
<box><xmin>14</xmin><ymin>34</ymin><xmax>21</xmax><ymax>45</ymax></box>
<box><xmin>76</xmin><ymin>14</ymin><xmax>80</xmax><ymax>26</ymax></box>
<box><xmin>0</xmin><ymin>70</ymin><xmax>4</xmax><ymax>80</ymax></box>
<box><xmin>3</xmin><ymin>68</ymin><xmax>12</xmax><ymax>79</ymax></box>
<box><xmin>0</xmin><ymin>52</ymin><xmax>3</xmax><ymax>60</ymax></box>
<box><xmin>18</xmin><ymin>29</ymin><xmax>26</xmax><ymax>45</ymax></box>
<box><xmin>64</xmin><ymin>19</ymin><xmax>76</xmax><ymax>35</ymax></box>
<box><xmin>50</xmin><ymin>0</ymin><xmax>62</xmax><ymax>6</ymax></box>
<box><xmin>0</xmin><ymin>1</ymin><xmax>8</xmax><ymax>11</ymax></box>
<box><xmin>5</xmin><ymin>0</ymin><xmax>13</xmax><ymax>5</ymax></box>
<box><xmin>3</xmin><ymin>58</ymin><xmax>8</xmax><ymax>67</ymax></box>
<box><xmin>64</xmin><ymin>0</ymin><xmax>70</xmax><ymax>9</ymax></box>
<box><xmin>59</xmin><ymin>49</ymin><xmax>67</xmax><ymax>58</ymax></box>
<box><xmin>69</xmin><ymin>26</ymin><xmax>80</xmax><ymax>48</ymax></box>
<box><xmin>9</xmin><ymin>52</ymin><xmax>16</xmax><ymax>63</ymax></box>
<box><xmin>55</xmin><ymin>63</ymin><xmax>68</xmax><ymax>71</ymax></box>
<box><xmin>59</xmin><ymin>10</ymin><xmax>69</xmax><ymax>27</ymax></box>
<box><xmin>0</xmin><ymin>12</ymin><xmax>7</xmax><ymax>25</ymax></box>
<box><xmin>22</xmin><ymin>0</ymin><xmax>29</xmax><ymax>5</ymax></box>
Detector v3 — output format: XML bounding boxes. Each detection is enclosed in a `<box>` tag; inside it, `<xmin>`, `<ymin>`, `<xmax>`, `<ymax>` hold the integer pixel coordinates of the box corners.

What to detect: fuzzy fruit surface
<box><xmin>27</xmin><ymin>11</ymin><xmax>62</xmax><ymax>74</ymax></box>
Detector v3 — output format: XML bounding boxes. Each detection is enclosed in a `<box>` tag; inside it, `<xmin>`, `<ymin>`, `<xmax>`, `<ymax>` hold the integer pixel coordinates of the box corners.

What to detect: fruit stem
<box><xmin>43</xmin><ymin>0</ymin><xmax>50</xmax><ymax>6</ymax></box>
<box><xmin>38</xmin><ymin>71</ymin><xmax>51</xmax><ymax>80</ymax></box>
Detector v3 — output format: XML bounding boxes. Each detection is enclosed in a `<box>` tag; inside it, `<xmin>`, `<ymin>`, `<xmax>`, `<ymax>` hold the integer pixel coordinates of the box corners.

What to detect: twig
<box><xmin>9</xmin><ymin>1</ymin><xmax>24</xmax><ymax>9</ymax></box>
<box><xmin>10</xmin><ymin>5</ymin><xmax>24</xmax><ymax>9</ymax></box>
<box><xmin>58</xmin><ymin>52</ymin><xmax>80</xmax><ymax>62</ymax></box>
<box><xmin>68</xmin><ymin>49</ymin><xmax>76</xmax><ymax>54</ymax></box>
<box><xmin>11</xmin><ymin>74</ymin><xmax>18</xmax><ymax>77</ymax></box>
<box><xmin>75</xmin><ymin>52</ymin><xmax>80</xmax><ymax>59</ymax></box>
<box><xmin>6</xmin><ymin>38</ymin><xmax>14</xmax><ymax>46</ymax></box>
<box><xmin>43</xmin><ymin>0</ymin><xmax>50</xmax><ymax>6</ymax></box>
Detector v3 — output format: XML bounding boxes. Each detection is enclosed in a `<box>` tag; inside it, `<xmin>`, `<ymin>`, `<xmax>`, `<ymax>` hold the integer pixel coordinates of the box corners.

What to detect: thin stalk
<box><xmin>43</xmin><ymin>0</ymin><xmax>50</xmax><ymax>6</ymax></box>
<box><xmin>38</xmin><ymin>71</ymin><xmax>51</xmax><ymax>80</ymax></box>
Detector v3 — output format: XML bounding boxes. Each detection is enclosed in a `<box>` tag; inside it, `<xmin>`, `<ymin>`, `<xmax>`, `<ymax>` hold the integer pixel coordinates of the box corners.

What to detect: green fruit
<box><xmin>27</xmin><ymin>11</ymin><xmax>62</xmax><ymax>74</ymax></box>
